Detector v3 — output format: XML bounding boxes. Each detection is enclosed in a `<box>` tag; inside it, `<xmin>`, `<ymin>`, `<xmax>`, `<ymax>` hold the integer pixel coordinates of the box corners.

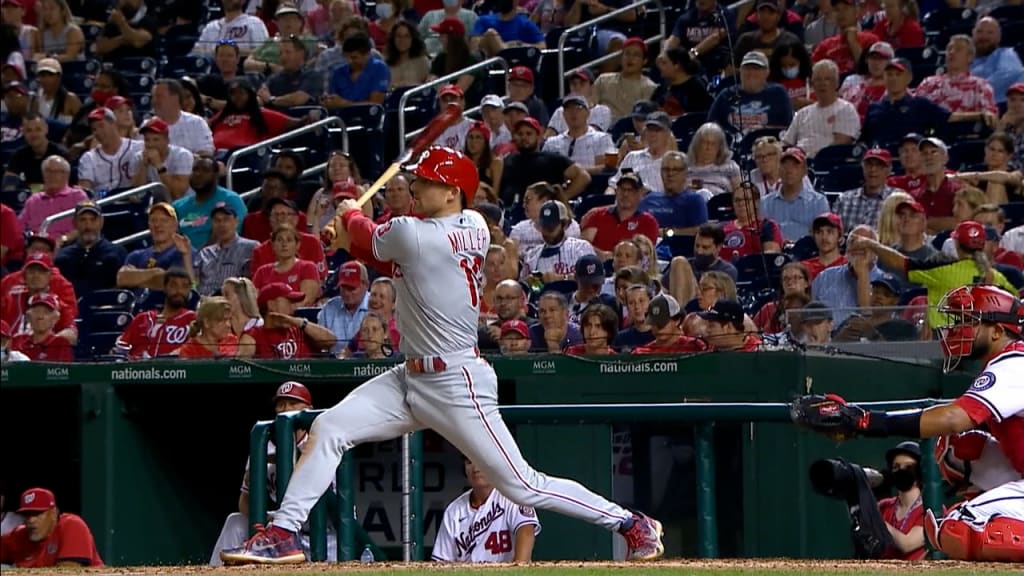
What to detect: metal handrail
<box><xmin>398</xmin><ymin>56</ymin><xmax>509</xmax><ymax>153</ymax></box>
<box><xmin>39</xmin><ymin>182</ymin><xmax>166</xmax><ymax>237</ymax></box>
<box><xmin>112</xmin><ymin>162</ymin><xmax>329</xmax><ymax>247</ymax></box>
<box><xmin>558</xmin><ymin>0</ymin><xmax>665</xmax><ymax>99</ymax></box>
<box><xmin>225</xmin><ymin>116</ymin><xmax>347</xmax><ymax>191</ymax></box>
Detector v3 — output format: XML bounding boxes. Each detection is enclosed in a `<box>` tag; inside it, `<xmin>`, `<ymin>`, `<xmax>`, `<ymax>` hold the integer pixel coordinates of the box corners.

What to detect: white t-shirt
<box><xmin>547</xmin><ymin>103</ymin><xmax>612</xmax><ymax>133</ymax></box>
<box><xmin>195</xmin><ymin>13</ymin><xmax>269</xmax><ymax>55</ymax></box>
<box><xmin>165</xmin><ymin>111</ymin><xmax>215</xmax><ymax>155</ymax></box>
<box><xmin>128</xmin><ymin>144</ymin><xmax>195</xmax><ymax>184</ymax></box>
<box><xmin>435</xmin><ymin>117</ymin><xmax>474</xmax><ymax>152</ymax></box>
<box><xmin>542</xmin><ymin>127</ymin><xmax>616</xmax><ymax>168</ymax></box>
<box><xmin>781</xmin><ymin>98</ymin><xmax>861</xmax><ymax>158</ymax></box>
<box><xmin>431</xmin><ymin>488</ymin><xmax>541</xmax><ymax>562</ymax></box>
<box><xmin>78</xmin><ymin>138</ymin><xmax>143</xmax><ymax>191</ymax></box>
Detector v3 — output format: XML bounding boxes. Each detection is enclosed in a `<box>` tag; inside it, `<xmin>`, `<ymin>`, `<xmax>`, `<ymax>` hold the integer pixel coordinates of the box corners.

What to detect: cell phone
<box><xmin>624</xmin><ymin>132</ymin><xmax>636</xmax><ymax>140</ymax></box>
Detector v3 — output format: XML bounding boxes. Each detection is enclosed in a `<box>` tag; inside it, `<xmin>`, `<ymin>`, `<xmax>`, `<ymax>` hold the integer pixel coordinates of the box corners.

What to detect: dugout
<box><xmin>0</xmin><ymin>352</ymin><xmax>971</xmax><ymax>564</ymax></box>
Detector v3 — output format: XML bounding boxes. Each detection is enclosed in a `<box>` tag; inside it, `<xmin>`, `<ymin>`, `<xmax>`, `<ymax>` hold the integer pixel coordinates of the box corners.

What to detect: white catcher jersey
<box><xmin>431</xmin><ymin>488</ymin><xmax>541</xmax><ymax>562</ymax></box>
<box><xmin>372</xmin><ymin>211</ymin><xmax>489</xmax><ymax>357</ymax></box>
<box><xmin>954</xmin><ymin>341</ymin><xmax>1024</xmax><ymax>476</ymax></box>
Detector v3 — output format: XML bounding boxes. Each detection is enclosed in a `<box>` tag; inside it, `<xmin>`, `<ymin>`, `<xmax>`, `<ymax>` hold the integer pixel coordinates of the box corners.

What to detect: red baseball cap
<box><xmin>781</xmin><ymin>147</ymin><xmax>806</xmax><ymax>164</ymax></box>
<box><xmin>28</xmin><ymin>293</ymin><xmax>60</xmax><ymax>311</ymax></box>
<box><xmin>333</xmin><ymin>180</ymin><xmax>358</xmax><ymax>200</ymax></box>
<box><xmin>88</xmin><ymin>107</ymin><xmax>116</xmax><ymax>122</ymax></box>
<box><xmin>257</xmin><ymin>282</ymin><xmax>304</xmax><ymax>306</ymax></box>
<box><xmin>1008</xmin><ymin>82</ymin><xmax>1024</xmax><ymax>96</ymax></box>
<box><xmin>509</xmin><ymin>66</ymin><xmax>534</xmax><ymax>84</ymax></box>
<box><xmin>337</xmin><ymin>261</ymin><xmax>364</xmax><ymax>288</ymax></box>
<box><xmin>952</xmin><ymin>220</ymin><xmax>986</xmax><ymax>251</ymax></box>
<box><xmin>896</xmin><ymin>199</ymin><xmax>926</xmax><ymax>214</ymax></box>
<box><xmin>140</xmin><ymin>117</ymin><xmax>169</xmax><ymax>135</ymax></box>
<box><xmin>274</xmin><ymin>381</ymin><xmax>313</xmax><ymax>405</ymax></box>
<box><xmin>514</xmin><ymin>116</ymin><xmax>543</xmax><ymax>134</ymax></box>
<box><xmin>0</xmin><ymin>319</ymin><xmax>11</xmax><ymax>339</ymax></box>
<box><xmin>22</xmin><ymin>252</ymin><xmax>54</xmax><ymax>272</ymax></box>
<box><xmin>438</xmin><ymin>84</ymin><xmax>464</xmax><ymax>100</ymax></box>
<box><xmin>430</xmin><ymin>17</ymin><xmax>465</xmax><ymax>37</ymax></box>
<box><xmin>623</xmin><ymin>36</ymin><xmax>647</xmax><ymax>55</ymax></box>
<box><xmin>17</xmin><ymin>488</ymin><xmax>56</xmax><ymax>513</ymax></box>
<box><xmin>500</xmin><ymin>319</ymin><xmax>530</xmax><ymax>339</ymax></box>
<box><xmin>812</xmin><ymin>212</ymin><xmax>843</xmax><ymax>234</ymax></box>
<box><xmin>862</xmin><ymin>147</ymin><xmax>892</xmax><ymax>165</ymax></box>
<box><xmin>467</xmin><ymin>120</ymin><xmax>490</xmax><ymax>143</ymax></box>
<box><xmin>105</xmin><ymin>95</ymin><xmax>132</xmax><ymax>110</ymax></box>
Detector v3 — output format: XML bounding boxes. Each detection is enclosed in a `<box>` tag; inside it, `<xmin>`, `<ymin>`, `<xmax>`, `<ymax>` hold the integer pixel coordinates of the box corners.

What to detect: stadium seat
<box><xmin>574</xmin><ymin>193</ymin><xmax>615</xmax><ymax>220</ymax></box>
<box><xmin>81</xmin><ymin>310</ymin><xmax>134</xmax><ymax>334</ymax></box>
<box><xmin>786</xmin><ymin>235</ymin><xmax>818</xmax><ymax>261</ymax></box>
<box><xmin>116</xmin><ymin>57</ymin><xmax>160</xmax><ymax>76</ymax></box>
<box><xmin>671</xmin><ymin>112</ymin><xmax>707</xmax><ymax>146</ymax></box>
<box><xmin>583</xmin><ymin>172</ymin><xmax>612</xmax><ymax>197</ymax></box>
<box><xmin>1001</xmin><ymin>203</ymin><xmax>1024</xmax><ymax>229</ymax></box>
<box><xmin>659</xmin><ymin>234</ymin><xmax>695</xmax><ymax>258</ymax></box>
<box><xmin>541</xmin><ymin>280</ymin><xmax>578</xmax><ymax>297</ymax></box>
<box><xmin>734</xmin><ymin>253</ymin><xmax>791</xmax><ymax>292</ymax></box>
<box><xmin>76</xmin><ymin>332</ymin><xmax>123</xmax><ymax>360</ymax></box>
<box><xmin>336</xmin><ymin>104</ymin><xmax>386</xmax><ymax>180</ymax></box>
<box><xmin>705</xmin><ymin>193</ymin><xmax>735</xmax><ymax>222</ymax></box>
<box><xmin>498</xmin><ymin>47</ymin><xmax>541</xmax><ymax>74</ymax></box>
<box><xmin>79</xmin><ymin>289</ymin><xmax>136</xmax><ymax>313</ymax></box>
<box><xmin>294</xmin><ymin>307</ymin><xmax>322</xmax><ymax>323</ymax></box>
<box><xmin>163</xmin><ymin>54</ymin><xmax>212</xmax><ymax>78</ymax></box>
<box><xmin>948</xmin><ymin>139</ymin><xmax>985</xmax><ymax>170</ymax></box>
<box><xmin>608</xmin><ymin>116</ymin><xmax>635</xmax><ymax>143</ymax></box>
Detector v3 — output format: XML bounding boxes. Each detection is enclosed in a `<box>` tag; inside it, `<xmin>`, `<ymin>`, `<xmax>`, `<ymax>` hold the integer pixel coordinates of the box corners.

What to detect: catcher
<box><xmin>791</xmin><ymin>284</ymin><xmax>1023</xmax><ymax>562</ymax></box>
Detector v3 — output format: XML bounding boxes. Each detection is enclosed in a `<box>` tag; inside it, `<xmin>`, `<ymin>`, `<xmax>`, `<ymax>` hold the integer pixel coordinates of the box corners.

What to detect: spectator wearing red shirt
<box><xmin>632</xmin><ymin>294</ymin><xmax>707</xmax><ymax>354</ymax></box>
<box><xmin>210</xmin><ymin>79</ymin><xmax>302</xmax><ymax>151</ymax></box>
<box><xmin>802</xmin><ymin>213</ymin><xmax>848</xmax><ymax>280</ymax></box>
<box><xmin>251</xmin><ymin>198</ymin><xmax>328</xmax><ymax>281</ymax></box>
<box><xmin>115</xmin><ymin>269</ymin><xmax>196</xmax><ymax>358</ymax></box>
<box><xmin>839</xmin><ymin>41</ymin><xmax>892</xmax><ymax>121</ymax></box>
<box><xmin>0</xmin><ymin>488</ymin><xmax>103</xmax><ymax>568</ymax></box>
<box><xmin>886</xmin><ymin>132</ymin><xmax>926</xmax><ymax>196</ymax></box>
<box><xmin>0</xmin><ymin>203</ymin><xmax>24</xmax><ymax>271</ymax></box>
<box><xmin>753</xmin><ymin>262</ymin><xmax>811</xmax><ymax>333</ymax></box>
<box><xmin>1</xmin><ymin>252</ymin><xmax>77</xmax><ymax>343</ymax></box>
<box><xmin>811</xmin><ymin>0</ymin><xmax>880</xmax><ymax>75</ymax></box>
<box><xmin>973</xmin><ymin>205</ymin><xmax>1024</xmax><ymax>270</ymax></box>
<box><xmin>580</xmin><ymin>171</ymin><xmax>659</xmax><ymax>259</ymax></box>
<box><xmin>869</xmin><ymin>0</ymin><xmax>924</xmax><ymax>50</ymax></box>
<box><xmin>242</xmin><ymin>173</ymin><xmax>309</xmax><ymax>242</ymax></box>
<box><xmin>719</xmin><ymin>181</ymin><xmax>783</xmax><ymax>262</ymax></box>
<box><xmin>239</xmin><ymin>282</ymin><xmax>333</xmax><ymax>359</ymax></box>
<box><xmin>9</xmin><ymin>293</ymin><xmax>73</xmax><ymax>361</ymax></box>
<box><xmin>176</xmin><ymin>296</ymin><xmax>240</xmax><ymax>358</ymax></box>
<box><xmin>251</xmin><ymin>224</ymin><xmax>321</xmax><ymax>305</ymax></box>
<box><xmin>699</xmin><ymin>299</ymin><xmax>762</xmax><ymax>351</ymax></box>
<box><xmin>915</xmin><ymin>137</ymin><xmax>961</xmax><ymax>234</ymax></box>
<box><xmin>877</xmin><ymin>442</ymin><xmax>927</xmax><ymax>560</ymax></box>
<box><xmin>566</xmin><ymin>303</ymin><xmax>619</xmax><ymax>355</ymax></box>
<box><xmin>913</xmin><ymin>35</ymin><xmax>998</xmax><ymax>120</ymax></box>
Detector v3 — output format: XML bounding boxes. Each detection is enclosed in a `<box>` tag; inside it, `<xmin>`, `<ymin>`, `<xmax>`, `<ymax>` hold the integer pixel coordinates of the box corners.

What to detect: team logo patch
<box><xmin>724</xmin><ymin>231</ymin><xmax>746</xmax><ymax>248</ymax></box>
<box><xmin>970</xmin><ymin>371</ymin><xmax>996</xmax><ymax>391</ymax></box>
<box><xmin>519</xmin><ymin>505</ymin><xmax>536</xmax><ymax>518</ymax></box>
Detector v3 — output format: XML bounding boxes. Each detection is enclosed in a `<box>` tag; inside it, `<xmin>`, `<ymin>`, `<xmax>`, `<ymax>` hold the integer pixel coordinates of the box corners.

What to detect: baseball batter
<box><xmin>432</xmin><ymin>457</ymin><xmax>540</xmax><ymax>563</ymax></box>
<box><xmin>791</xmin><ymin>284</ymin><xmax>1024</xmax><ymax>562</ymax></box>
<box><xmin>221</xmin><ymin>147</ymin><xmax>663</xmax><ymax>565</ymax></box>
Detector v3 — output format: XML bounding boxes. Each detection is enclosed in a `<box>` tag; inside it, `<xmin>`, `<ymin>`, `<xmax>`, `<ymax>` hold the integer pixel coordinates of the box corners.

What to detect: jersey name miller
<box><xmin>448</xmin><ymin>228</ymin><xmax>489</xmax><ymax>255</ymax></box>
<box><xmin>455</xmin><ymin>499</ymin><xmax>505</xmax><ymax>557</ymax></box>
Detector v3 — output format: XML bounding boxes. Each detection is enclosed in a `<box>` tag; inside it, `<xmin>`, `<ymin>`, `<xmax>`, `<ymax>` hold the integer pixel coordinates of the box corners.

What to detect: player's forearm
<box><xmin>341</xmin><ymin>208</ymin><xmax>376</xmax><ymax>254</ymax></box>
<box><xmin>513</xmin><ymin>526</ymin><xmax>535</xmax><ymax>562</ymax></box>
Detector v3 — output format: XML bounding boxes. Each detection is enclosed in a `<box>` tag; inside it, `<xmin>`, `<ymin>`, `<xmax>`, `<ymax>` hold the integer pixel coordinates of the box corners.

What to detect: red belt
<box><xmin>405</xmin><ymin>356</ymin><xmax>448</xmax><ymax>374</ymax></box>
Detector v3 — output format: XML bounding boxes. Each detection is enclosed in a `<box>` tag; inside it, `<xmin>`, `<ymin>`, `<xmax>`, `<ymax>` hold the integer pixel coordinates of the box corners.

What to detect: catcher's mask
<box><xmin>937</xmin><ymin>285</ymin><xmax>1024</xmax><ymax>373</ymax></box>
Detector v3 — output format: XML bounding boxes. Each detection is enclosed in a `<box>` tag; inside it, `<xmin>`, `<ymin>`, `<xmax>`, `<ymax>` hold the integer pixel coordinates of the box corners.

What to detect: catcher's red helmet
<box><xmin>937</xmin><ymin>284</ymin><xmax>1024</xmax><ymax>372</ymax></box>
<box><xmin>404</xmin><ymin>146</ymin><xmax>479</xmax><ymax>204</ymax></box>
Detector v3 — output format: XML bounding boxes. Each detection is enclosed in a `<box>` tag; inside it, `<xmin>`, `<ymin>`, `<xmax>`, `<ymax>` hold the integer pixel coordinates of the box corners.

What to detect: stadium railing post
<box><xmin>695</xmin><ymin>422</ymin><xmax>719</xmax><ymax>558</ymax></box>
<box><xmin>247</xmin><ymin>421</ymin><xmax>273</xmax><ymax>536</ymax></box>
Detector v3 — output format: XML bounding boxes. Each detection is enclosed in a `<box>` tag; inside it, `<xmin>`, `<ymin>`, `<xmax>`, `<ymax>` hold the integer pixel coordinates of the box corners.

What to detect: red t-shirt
<box><xmin>812</xmin><ymin>31</ymin><xmax>881</xmax><ymax>74</ymax></box>
<box><xmin>0</xmin><ymin>270</ymin><xmax>77</xmax><ymax>313</ymax></box>
<box><xmin>211</xmin><ymin>108</ymin><xmax>294</xmax><ymax>151</ymax></box>
<box><xmin>719</xmin><ymin>218</ymin><xmax>784</xmax><ymax>261</ymax></box>
<box><xmin>177</xmin><ymin>334</ymin><xmax>239</xmax><ymax>358</ymax></box>
<box><xmin>580</xmin><ymin>207</ymin><xmax>660</xmax><ymax>252</ymax></box>
<box><xmin>887</xmin><ymin>173</ymin><xmax>927</xmax><ymax>197</ymax></box>
<box><xmin>115</xmin><ymin>309</ymin><xmax>196</xmax><ymax>358</ymax></box>
<box><xmin>632</xmin><ymin>336</ymin><xmax>707</xmax><ymax>354</ymax></box>
<box><xmin>241</xmin><ymin>210</ymin><xmax>310</xmax><ymax>243</ymax></box>
<box><xmin>802</xmin><ymin>255</ymin><xmax>848</xmax><ymax>281</ymax></box>
<box><xmin>251</xmin><ymin>234</ymin><xmax>328</xmax><ymax>280</ymax></box>
<box><xmin>877</xmin><ymin>496</ymin><xmax>927</xmax><ymax>560</ymax></box>
<box><xmin>251</xmin><ymin>259</ymin><xmax>320</xmax><ymax>295</ymax></box>
<box><xmin>246</xmin><ymin>324</ymin><xmax>318</xmax><ymax>359</ymax></box>
<box><xmin>779</xmin><ymin>77</ymin><xmax>811</xmax><ymax>102</ymax></box>
<box><xmin>1</xmin><ymin>290</ymin><xmax>77</xmax><ymax>338</ymax></box>
<box><xmin>870</xmin><ymin>17</ymin><xmax>925</xmax><ymax>50</ymax></box>
<box><xmin>10</xmin><ymin>332</ymin><xmax>74</xmax><ymax>361</ymax></box>
<box><xmin>995</xmin><ymin>248</ymin><xmax>1023</xmax><ymax>270</ymax></box>
<box><xmin>913</xmin><ymin>176</ymin><xmax>961</xmax><ymax>218</ymax></box>
<box><xmin>0</xmin><ymin>513</ymin><xmax>104</xmax><ymax>567</ymax></box>
<box><xmin>1</xmin><ymin>204</ymin><xmax>24</xmax><ymax>267</ymax></box>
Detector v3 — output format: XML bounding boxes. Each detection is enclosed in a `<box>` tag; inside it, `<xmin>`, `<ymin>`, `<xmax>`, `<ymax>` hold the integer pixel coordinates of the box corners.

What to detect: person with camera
<box><xmin>877</xmin><ymin>442</ymin><xmax>926</xmax><ymax>560</ymax></box>
<box><xmin>792</xmin><ymin>283</ymin><xmax>1024</xmax><ymax>562</ymax></box>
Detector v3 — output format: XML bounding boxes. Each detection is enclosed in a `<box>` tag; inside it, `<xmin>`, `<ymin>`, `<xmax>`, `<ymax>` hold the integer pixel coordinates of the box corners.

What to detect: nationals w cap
<box><xmin>274</xmin><ymin>381</ymin><xmax>313</xmax><ymax>405</ymax></box>
<box><xmin>17</xmin><ymin>488</ymin><xmax>56</xmax><ymax>513</ymax></box>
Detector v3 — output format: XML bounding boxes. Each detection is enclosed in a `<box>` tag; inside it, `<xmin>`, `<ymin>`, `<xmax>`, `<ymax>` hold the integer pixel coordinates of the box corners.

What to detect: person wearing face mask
<box><xmin>876</xmin><ymin>441</ymin><xmax>926</xmax><ymax>560</ymax></box>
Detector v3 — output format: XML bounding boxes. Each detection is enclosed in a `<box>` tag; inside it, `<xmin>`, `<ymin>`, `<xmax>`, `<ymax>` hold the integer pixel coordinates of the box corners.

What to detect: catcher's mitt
<box><xmin>789</xmin><ymin>394</ymin><xmax>870</xmax><ymax>441</ymax></box>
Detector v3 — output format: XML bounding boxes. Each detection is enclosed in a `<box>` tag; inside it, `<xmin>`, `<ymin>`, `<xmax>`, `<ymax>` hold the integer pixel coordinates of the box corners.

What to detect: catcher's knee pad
<box><xmin>927</xmin><ymin>509</ymin><xmax>1024</xmax><ymax>562</ymax></box>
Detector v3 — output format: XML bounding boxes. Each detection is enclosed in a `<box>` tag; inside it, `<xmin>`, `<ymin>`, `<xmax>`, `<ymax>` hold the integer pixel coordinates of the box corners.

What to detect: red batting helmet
<box><xmin>937</xmin><ymin>284</ymin><xmax>1024</xmax><ymax>373</ymax></box>
<box><xmin>274</xmin><ymin>381</ymin><xmax>313</xmax><ymax>406</ymax></box>
<box><xmin>404</xmin><ymin>146</ymin><xmax>479</xmax><ymax>204</ymax></box>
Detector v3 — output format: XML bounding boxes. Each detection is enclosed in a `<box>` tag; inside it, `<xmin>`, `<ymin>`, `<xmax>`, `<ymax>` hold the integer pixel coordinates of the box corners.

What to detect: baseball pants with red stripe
<box><xmin>273</xmin><ymin>351</ymin><xmax>631</xmax><ymax>533</ymax></box>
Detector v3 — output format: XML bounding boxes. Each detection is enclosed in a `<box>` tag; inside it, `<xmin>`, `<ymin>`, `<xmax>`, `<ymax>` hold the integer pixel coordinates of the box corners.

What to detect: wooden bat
<box><xmin>355</xmin><ymin>103</ymin><xmax>464</xmax><ymax>208</ymax></box>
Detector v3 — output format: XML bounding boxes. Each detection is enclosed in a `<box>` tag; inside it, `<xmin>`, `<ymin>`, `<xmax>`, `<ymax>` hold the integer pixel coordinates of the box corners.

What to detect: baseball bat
<box><xmin>354</xmin><ymin>102</ymin><xmax>463</xmax><ymax>208</ymax></box>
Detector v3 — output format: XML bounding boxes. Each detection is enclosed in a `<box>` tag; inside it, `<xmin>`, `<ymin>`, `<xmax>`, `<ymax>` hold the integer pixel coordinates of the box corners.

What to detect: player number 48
<box><xmin>484</xmin><ymin>530</ymin><xmax>512</xmax><ymax>554</ymax></box>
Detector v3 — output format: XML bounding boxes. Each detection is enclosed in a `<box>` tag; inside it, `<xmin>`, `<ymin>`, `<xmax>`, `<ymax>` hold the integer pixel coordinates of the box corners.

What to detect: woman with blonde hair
<box><xmin>939</xmin><ymin>186</ymin><xmax>990</xmax><ymax>256</ymax></box>
<box><xmin>875</xmin><ymin>189</ymin><xmax>914</xmax><ymax>247</ymax></box>
<box><xmin>32</xmin><ymin>0</ymin><xmax>84</xmax><ymax>61</ymax></box>
<box><xmin>222</xmin><ymin>277</ymin><xmax>262</xmax><ymax>335</ymax></box>
<box><xmin>177</xmin><ymin>297</ymin><xmax>239</xmax><ymax>358</ymax></box>
<box><xmin>631</xmin><ymin>234</ymin><xmax>659</xmax><ymax>279</ymax></box>
<box><xmin>349</xmin><ymin>312</ymin><xmax>396</xmax><ymax>359</ymax></box>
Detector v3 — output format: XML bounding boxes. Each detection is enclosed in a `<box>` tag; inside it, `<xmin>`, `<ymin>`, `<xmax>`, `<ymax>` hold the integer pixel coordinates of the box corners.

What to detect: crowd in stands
<box><xmin>1</xmin><ymin>0</ymin><xmax>1023</xmax><ymax>364</ymax></box>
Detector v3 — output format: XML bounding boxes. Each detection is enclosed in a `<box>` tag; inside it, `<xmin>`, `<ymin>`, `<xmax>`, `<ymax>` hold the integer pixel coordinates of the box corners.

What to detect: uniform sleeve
<box><xmin>507</xmin><ymin>503</ymin><xmax>541</xmax><ymax>537</ymax></box>
<box><xmin>956</xmin><ymin>355</ymin><xmax>1024</xmax><ymax>423</ymax></box>
<box><xmin>116</xmin><ymin>314</ymin><xmax>145</xmax><ymax>356</ymax></box>
<box><xmin>370</xmin><ymin>217</ymin><xmax>419</xmax><ymax>264</ymax></box>
<box><xmin>77</xmin><ymin>151</ymin><xmax>97</xmax><ymax>185</ymax></box>
<box><xmin>905</xmin><ymin>254</ymin><xmax>956</xmax><ymax>287</ymax></box>
<box><xmin>55</xmin><ymin>515</ymin><xmax>98</xmax><ymax>565</ymax></box>
<box><xmin>430</xmin><ymin>503</ymin><xmax>458</xmax><ymax>561</ymax></box>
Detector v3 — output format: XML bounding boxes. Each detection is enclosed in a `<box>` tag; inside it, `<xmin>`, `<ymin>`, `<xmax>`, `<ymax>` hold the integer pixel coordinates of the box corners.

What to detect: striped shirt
<box><xmin>611</xmin><ymin>148</ymin><xmax>666</xmax><ymax>192</ymax></box>
<box><xmin>760</xmin><ymin>184</ymin><xmax>831</xmax><ymax>241</ymax></box>
<box><xmin>811</xmin><ymin>264</ymin><xmax>883</xmax><ymax>326</ymax></box>
<box><xmin>542</xmin><ymin>127</ymin><xmax>616</xmax><ymax>168</ymax></box>
<box><xmin>834</xmin><ymin>185</ymin><xmax>892</xmax><ymax>232</ymax></box>
<box><xmin>195</xmin><ymin>235</ymin><xmax>259</xmax><ymax>296</ymax></box>
<box><xmin>521</xmin><ymin>237</ymin><xmax>595</xmax><ymax>279</ymax></box>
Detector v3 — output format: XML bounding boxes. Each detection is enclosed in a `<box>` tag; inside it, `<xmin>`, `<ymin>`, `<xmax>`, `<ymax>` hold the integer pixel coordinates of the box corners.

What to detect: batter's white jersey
<box><xmin>431</xmin><ymin>488</ymin><xmax>541</xmax><ymax>562</ymax></box>
<box><xmin>77</xmin><ymin>138</ymin><xmax>142</xmax><ymax>191</ymax></box>
<box><xmin>372</xmin><ymin>210</ymin><xmax>489</xmax><ymax>357</ymax></box>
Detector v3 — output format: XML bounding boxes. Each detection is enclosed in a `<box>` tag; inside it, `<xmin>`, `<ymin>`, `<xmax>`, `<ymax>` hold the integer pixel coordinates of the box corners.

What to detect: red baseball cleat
<box><xmin>621</xmin><ymin>512</ymin><xmax>665</xmax><ymax>560</ymax></box>
<box><xmin>219</xmin><ymin>524</ymin><xmax>305</xmax><ymax>565</ymax></box>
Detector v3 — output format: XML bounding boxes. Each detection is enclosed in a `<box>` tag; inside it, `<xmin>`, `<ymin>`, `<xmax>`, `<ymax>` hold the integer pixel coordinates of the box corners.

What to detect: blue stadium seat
<box><xmin>671</xmin><ymin>112</ymin><xmax>707</xmax><ymax>146</ymax></box>
<box><xmin>336</xmin><ymin>104</ymin><xmax>386</xmax><ymax>179</ymax></box>
<box><xmin>705</xmin><ymin>193</ymin><xmax>734</xmax><ymax>222</ymax></box>
<box><xmin>734</xmin><ymin>253</ymin><xmax>792</xmax><ymax>292</ymax></box>
<box><xmin>163</xmin><ymin>54</ymin><xmax>212</xmax><ymax>78</ymax></box>
<box><xmin>76</xmin><ymin>332</ymin><xmax>123</xmax><ymax>360</ymax></box>
<box><xmin>541</xmin><ymin>280</ymin><xmax>578</xmax><ymax>297</ymax></box>
<box><xmin>786</xmin><ymin>235</ymin><xmax>818</xmax><ymax>261</ymax></box>
<box><xmin>81</xmin><ymin>310</ymin><xmax>134</xmax><ymax>333</ymax></box>
<box><xmin>64</xmin><ymin>74</ymin><xmax>94</xmax><ymax>98</ymax></box>
<box><xmin>573</xmin><ymin>193</ymin><xmax>615</xmax><ymax>220</ymax></box>
<box><xmin>79</xmin><ymin>289</ymin><xmax>136</xmax><ymax>313</ymax></box>
<box><xmin>115</xmin><ymin>57</ymin><xmax>160</xmax><ymax>77</ymax></box>
<box><xmin>1001</xmin><ymin>203</ymin><xmax>1024</xmax><ymax>230</ymax></box>
<box><xmin>294</xmin><ymin>307</ymin><xmax>322</xmax><ymax>323</ymax></box>
<box><xmin>659</xmin><ymin>234</ymin><xmax>695</xmax><ymax>258</ymax></box>
<box><xmin>948</xmin><ymin>139</ymin><xmax>985</xmax><ymax>170</ymax></box>
<box><xmin>498</xmin><ymin>47</ymin><xmax>541</xmax><ymax>75</ymax></box>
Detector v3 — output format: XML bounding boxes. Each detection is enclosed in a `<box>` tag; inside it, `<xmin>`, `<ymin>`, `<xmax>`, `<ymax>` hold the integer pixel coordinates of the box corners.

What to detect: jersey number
<box><xmin>484</xmin><ymin>530</ymin><xmax>512</xmax><ymax>555</ymax></box>
<box><xmin>459</xmin><ymin>255</ymin><xmax>484</xmax><ymax>308</ymax></box>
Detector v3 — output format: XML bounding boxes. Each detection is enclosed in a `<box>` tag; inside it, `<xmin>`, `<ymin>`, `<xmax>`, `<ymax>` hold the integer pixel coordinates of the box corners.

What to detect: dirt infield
<box><xmin>21</xmin><ymin>559</ymin><xmax>1020</xmax><ymax>576</ymax></box>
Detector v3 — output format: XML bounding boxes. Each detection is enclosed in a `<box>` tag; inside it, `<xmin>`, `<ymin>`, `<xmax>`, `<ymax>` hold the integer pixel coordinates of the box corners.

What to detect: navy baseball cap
<box><xmin>211</xmin><ymin>202</ymin><xmax>237</xmax><ymax>217</ymax></box>
<box><xmin>630</xmin><ymin>100</ymin><xmax>658</xmax><ymax>119</ymax></box>
<box><xmin>574</xmin><ymin>254</ymin><xmax>604</xmax><ymax>285</ymax></box>
<box><xmin>870</xmin><ymin>273</ymin><xmax>903</xmax><ymax>296</ymax></box>
<box><xmin>800</xmin><ymin>301</ymin><xmax>833</xmax><ymax>323</ymax></box>
<box><xmin>698</xmin><ymin>299</ymin><xmax>745</xmax><ymax>324</ymax></box>
<box><xmin>537</xmin><ymin>200</ymin><xmax>569</xmax><ymax>229</ymax></box>
<box><xmin>647</xmin><ymin>293</ymin><xmax>683</xmax><ymax>328</ymax></box>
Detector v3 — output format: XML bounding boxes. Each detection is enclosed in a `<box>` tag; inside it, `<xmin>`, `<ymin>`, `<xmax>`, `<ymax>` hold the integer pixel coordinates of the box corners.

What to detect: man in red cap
<box><xmin>77</xmin><ymin>106</ymin><xmax>142</xmax><ymax>194</ymax></box>
<box><xmin>498</xmin><ymin>318</ymin><xmax>530</xmax><ymax>355</ymax></box>
<box><xmin>835</xmin><ymin>147</ymin><xmax>894</xmax><ymax>231</ymax></box>
<box><xmin>238</xmin><ymin>282</ymin><xmax>334</xmax><ymax>359</ymax></box>
<box><xmin>0</xmin><ymin>252</ymin><xmax>77</xmax><ymax>344</ymax></box>
<box><xmin>504</xmin><ymin>65</ymin><xmax>549</xmax><ymax>126</ymax></box>
<box><xmin>129</xmin><ymin>117</ymin><xmax>194</xmax><ymax>201</ymax></box>
<box><xmin>500</xmin><ymin>115</ymin><xmax>591</xmax><ymax>206</ymax></box>
<box><xmin>802</xmin><ymin>213</ymin><xmax>847</xmax><ymax>281</ymax></box>
<box><xmin>316</xmin><ymin>260</ymin><xmax>370</xmax><ymax>355</ymax></box>
<box><xmin>434</xmin><ymin>84</ymin><xmax>474</xmax><ymax>151</ymax></box>
<box><xmin>470</xmin><ymin>0</ymin><xmax>544</xmax><ymax>57</ymax></box>
<box><xmin>0</xmin><ymin>488</ymin><xmax>103</xmax><ymax>567</ymax></box>
<box><xmin>223</xmin><ymin>145</ymin><xmax>665</xmax><ymax>565</ymax></box>
<box><xmin>9</xmin><ymin>293</ymin><xmax>73</xmax><ymax>361</ymax></box>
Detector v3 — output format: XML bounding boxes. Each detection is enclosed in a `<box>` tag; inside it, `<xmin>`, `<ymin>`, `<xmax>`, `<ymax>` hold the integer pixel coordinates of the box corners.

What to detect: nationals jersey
<box><xmin>246</xmin><ymin>325</ymin><xmax>316</xmax><ymax>359</ymax></box>
<box><xmin>954</xmin><ymin>341</ymin><xmax>1024</xmax><ymax>476</ymax></box>
<box><xmin>431</xmin><ymin>488</ymin><xmax>541</xmax><ymax>562</ymax></box>
<box><xmin>521</xmin><ymin>237</ymin><xmax>595</xmax><ymax>280</ymax></box>
<box><xmin>77</xmin><ymin>138</ymin><xmax>141</xmax><ymax>192</ymax></box>
<box><xmin>0</xmin><ymin>513</ymin><xmax>103</xmax><ymax>567</ymax></box>
<box><xmin>115</xmin><ymin>309</ymin><xmax>196</xmax><ymax>358</ymax></box>
<box><xmin>371</xmin><ymin>211</ymin><xmax>489</xmax><ymax>357</ymax></box>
